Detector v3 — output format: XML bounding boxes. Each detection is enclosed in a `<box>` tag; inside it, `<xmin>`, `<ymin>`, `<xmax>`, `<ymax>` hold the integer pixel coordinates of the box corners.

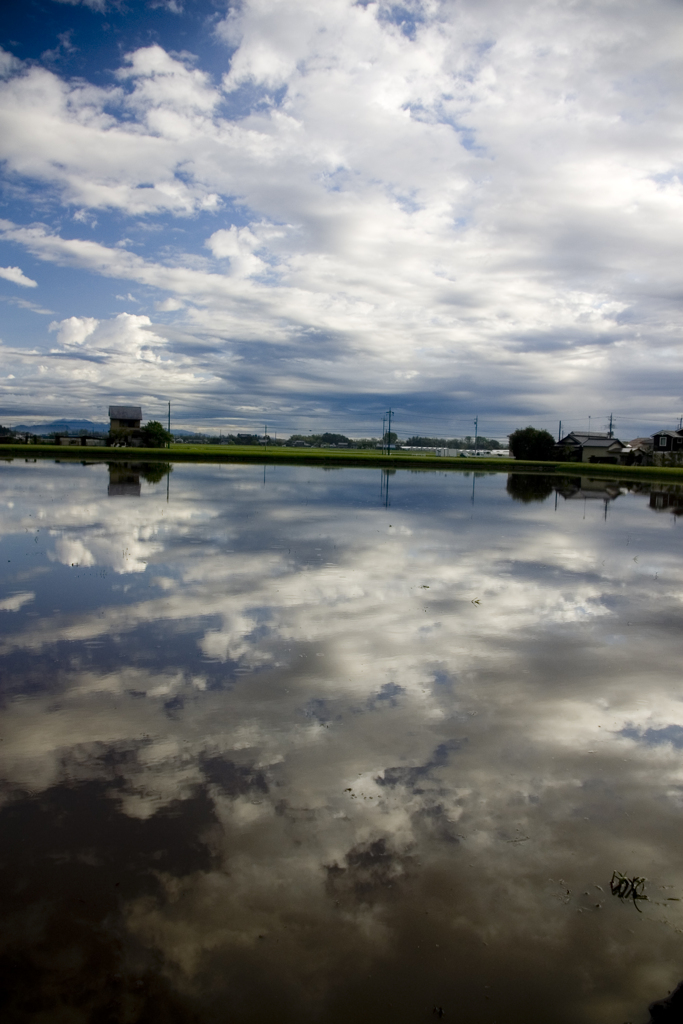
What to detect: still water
<box><xmin>1</xmin><ymin>459</ymin><xmax>683</xmax><ymax>1023</ymax></box>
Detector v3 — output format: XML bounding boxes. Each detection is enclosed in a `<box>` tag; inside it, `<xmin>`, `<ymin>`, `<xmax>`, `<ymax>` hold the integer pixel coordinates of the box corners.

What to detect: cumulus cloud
<box><xmin>1</xmin><ymin>1</ymin><xmax>683</xmax><ymax>429</ymax></box>
<box><xmin>48</xmin><ymin>312</ymin><xmax>166</xmax><ymax>361</ymax></box>
<box><xmin>0</xmin><ymin>309</ymin><xmax>218</xmax><ymax>425</ymax></box>
<box><xmin>0</xmin><ymin>265</ymin><xmax>37</xmax><ymax>287</ymax></box>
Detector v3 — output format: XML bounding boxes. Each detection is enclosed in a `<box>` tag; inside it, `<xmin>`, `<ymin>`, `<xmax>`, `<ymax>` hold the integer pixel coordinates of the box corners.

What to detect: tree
<box><xmin>509</xmin><ymin>427</ymin><xmax>556</xmax><ymax>461</ymax></box>
<box><xmin>320</xmin><ymin>432</ymin><xmax>351</xmax><ymax>445</ymax></box>
<box><xmin>109</xmin><ymin>427</ymin><xmax>134</xmax><ymax>447</ymax></box>
<box><xmin>142</xmin><ymin>421</ymin><xmax>172</xmax><ymax>448</ymax></box>
<box><xmin>404</xmin><ymin>434</ymin><xmax>502</xmax><ymax>450</ymax></box>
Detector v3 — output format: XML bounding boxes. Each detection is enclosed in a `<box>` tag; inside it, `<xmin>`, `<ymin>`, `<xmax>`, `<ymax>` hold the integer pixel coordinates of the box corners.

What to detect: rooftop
<box><xmin>579</xmin><ymin>437</ymin><xmax>624</xmax><ymax>448</ymax></box>
<box><xmin>109</xmin><ymin>405</ymin><xmax>142</xmax><ymax>419</ymax></box>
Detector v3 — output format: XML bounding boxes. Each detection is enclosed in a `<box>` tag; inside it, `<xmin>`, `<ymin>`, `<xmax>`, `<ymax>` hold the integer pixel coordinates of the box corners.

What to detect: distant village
<box><xmin>0</xmin><ymin>405</ymin><xmax>682</xmax><ymax>467</ymax></box>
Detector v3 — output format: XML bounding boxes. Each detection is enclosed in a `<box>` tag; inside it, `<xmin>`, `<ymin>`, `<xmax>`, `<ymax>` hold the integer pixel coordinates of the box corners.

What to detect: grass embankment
<box><xmin>1</xmin><ymin>442</ymin><xmax>683</xmax><ymax>483</ymax></box>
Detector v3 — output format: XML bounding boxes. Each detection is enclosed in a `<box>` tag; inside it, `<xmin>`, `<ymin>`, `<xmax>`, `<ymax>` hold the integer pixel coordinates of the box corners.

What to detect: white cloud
<box><xmin>51</xmin><ymin>0</ymin><xmax>106</xmax><ymax>11</ymax></box>
<box><xmin>47</xmin><ymin>312</ymin><xmax>171</xmax><ymax>364</ymax></box>
<box><xmin>0</xmin><ymin>48</ymin><xmax>21</xmax><ymax>78</ymax></box>
<box><xmin>206</xmin><ymin>226</ymin><xmax>267</xmax><ymax>278</ymax></box>
<box><xmin>49</xmin><ymin>314</ymin><xmax>98</xmax><ymax>347</ymax></box>
<box><xmin>0</xmin><ymin>265</ymin><xmax>37</xmax><ymax>288</ymax></box>
<box><xmin>1</xmin><ymin>2</ymin><xmax>683</xmax><ymax>429</ymax></box>
<box><xmin>0</xmin><ymin>591</ymin><xmax>34</xmax><ymax>612</ymax></box>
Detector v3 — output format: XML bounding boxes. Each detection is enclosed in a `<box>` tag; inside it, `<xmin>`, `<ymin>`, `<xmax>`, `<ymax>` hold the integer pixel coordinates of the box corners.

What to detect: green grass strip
<box><xmin>1</xmin><ymin>442</ymin><xmax>682</xmax><ymax>484</ymax></box>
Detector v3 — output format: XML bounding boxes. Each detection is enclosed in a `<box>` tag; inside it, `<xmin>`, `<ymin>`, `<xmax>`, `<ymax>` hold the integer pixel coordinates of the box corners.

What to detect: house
<box><xmin>648</xmin><ymin>428</ymin><xmax>683</xmax><ymax>467</ymax></box>
<box><xmin>556</xmin><ymin>431</ymin><xmax>626</xmax><ymax>463</ymax></box>
<box><xmin>109</xmin><ymin>405</ymin><xmax>143</xmax><ymax>446</ymax></box>
<box><xmin>651</xmin><ymin>429</ymin><xmax>683</xmax><ymax>454</ymax></box>
<box><xmin>616</xmin><ymin>438</ymin><xmax>652</xmax><ymax>466</ymax></box>
<box><xmin>109</xmin><ymin>405</ymin><xmax>142</xmax><ymax>430</ymax></box>
<box><xmin>628</xmin><ymin>436</ymin><xmax>653</xmax><ymax>451</ymax></box>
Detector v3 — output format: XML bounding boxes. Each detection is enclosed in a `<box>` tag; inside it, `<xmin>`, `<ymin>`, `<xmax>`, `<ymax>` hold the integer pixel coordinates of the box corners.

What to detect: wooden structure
<box><xmin>109</xmin><ymin>405</ymin><xmax>143</xmax><ymax>446</ymax></box>
<box><xmin>109</xmin><ymin>406</ymin><xmax>142</xmax><ymax>430</ymax></box>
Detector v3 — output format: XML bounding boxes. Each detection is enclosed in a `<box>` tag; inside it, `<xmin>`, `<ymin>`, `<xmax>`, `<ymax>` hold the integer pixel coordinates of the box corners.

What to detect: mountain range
<box><xmin>8</xmin><ymin>419</ymin><xmax>196</xmax><ymax>436</ymax></box>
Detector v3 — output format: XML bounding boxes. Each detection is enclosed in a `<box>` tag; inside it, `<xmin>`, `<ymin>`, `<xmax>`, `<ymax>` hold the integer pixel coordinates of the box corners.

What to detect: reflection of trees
<box><xmin>139</xmin><ymin>463</ymin><xmax>173</xmax><ymax>484</ymax></box>
<box><xmin>506</xmin><ymin>474</ymin><xmax>555</xmax><ymax>503</ymax></box>
<box><xmin>107</xmin><ymin>462</ymin><xmax>172</xmax><ymax>495</ymax></box>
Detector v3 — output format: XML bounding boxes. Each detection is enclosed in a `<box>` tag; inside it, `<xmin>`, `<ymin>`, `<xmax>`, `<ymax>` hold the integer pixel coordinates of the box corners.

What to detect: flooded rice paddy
<box><xmin>1</xmin><ymin>459</ymin><xmax>683</xmax><ymax>1023</ymax></box>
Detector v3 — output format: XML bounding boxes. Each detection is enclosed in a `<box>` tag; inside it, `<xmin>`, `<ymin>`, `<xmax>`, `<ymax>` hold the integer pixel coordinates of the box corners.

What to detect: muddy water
<box><xmin>1</xmin><ymin>460</ymin><xmax>683</xmax><ymax>1023</ymax></box>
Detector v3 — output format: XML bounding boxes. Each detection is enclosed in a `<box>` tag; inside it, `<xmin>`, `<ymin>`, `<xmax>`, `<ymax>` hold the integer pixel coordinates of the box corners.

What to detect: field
<box><xmin>1</xmin><ymin>440</ymin><xmax>683</xmax><ymax>483</ymax></box>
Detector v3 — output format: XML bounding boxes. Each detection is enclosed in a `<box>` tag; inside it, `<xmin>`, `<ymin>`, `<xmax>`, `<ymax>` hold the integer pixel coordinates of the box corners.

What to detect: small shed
<box><xmin>109</xmin><ymin>406</ymin><xmax>142</xmax><ymax>430</ymax></box>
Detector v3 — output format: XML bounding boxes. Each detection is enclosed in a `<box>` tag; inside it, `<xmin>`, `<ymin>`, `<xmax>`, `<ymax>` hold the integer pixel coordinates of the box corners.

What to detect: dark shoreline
<box><xmin>1</xmin><ymin>442</ymin><xmax>682</xmax><ymax>483</ymax></box>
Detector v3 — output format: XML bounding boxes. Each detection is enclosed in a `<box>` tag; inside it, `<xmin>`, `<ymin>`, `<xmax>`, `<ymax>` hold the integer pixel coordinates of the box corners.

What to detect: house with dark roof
<box><xmin>651</xmin><ymin>429</ymin><xmax>683</xmax><ymax>454</ymax></box>
<box><xmin>109</xmin><ymin>405</ymin><xmax>143</xmax><ymax>446</ymax></box>
<box><xmin>556</xmin><ymin>431</ymin><xmax>626</xmax><ymax>464</ymax></box>
<box><xmin>650</xmin><ymin>429</ymin><xmax>683</xmax><ymax>466</ymax></box>
<box><xmin>109</xmin><ymin>405</ymin><xmax>142</xmax><ymax>430</ymax></box>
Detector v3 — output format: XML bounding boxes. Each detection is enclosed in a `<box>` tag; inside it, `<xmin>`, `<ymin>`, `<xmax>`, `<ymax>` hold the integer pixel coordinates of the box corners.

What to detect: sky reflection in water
<box><xmin>1</xmin><ymin>460</ymin><xmax>683</xmax><ymax>1024</ymax></box>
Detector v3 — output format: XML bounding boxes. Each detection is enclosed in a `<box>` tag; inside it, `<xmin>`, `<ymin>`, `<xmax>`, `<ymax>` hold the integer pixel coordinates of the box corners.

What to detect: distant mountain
<box><xmin>12</xmin><ymin>419</ymin><xmax>109</xmax><ymax>435</ymax></box>
<box><xmin>9</xmin><ymin>419</ymin><xmax>200</xmax><ymax>437</ymax></box>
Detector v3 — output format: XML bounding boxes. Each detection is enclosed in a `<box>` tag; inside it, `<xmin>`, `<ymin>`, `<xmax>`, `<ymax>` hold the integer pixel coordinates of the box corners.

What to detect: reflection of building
<box><xmin>649</xmin><ymin>488</ymin><xmax>683</xmax><ymax>516</ymax></box>
<box><xmin>108</xmin><ymin>464</ymin><xmax>141</xmax><ymax>496</ymax></box>
<box><xmin>556</xmin><ymin>477</ymin><xmax>622</xmax><ymax>504</ymax></box>
<box><xmin>551</xmin><ymin>476</ymin><xmax>625</xmax><ymax>520</ymax></box>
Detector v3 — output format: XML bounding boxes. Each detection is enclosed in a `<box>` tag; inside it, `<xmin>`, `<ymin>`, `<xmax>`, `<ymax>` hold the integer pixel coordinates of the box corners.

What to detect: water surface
<box><xmin>1</xmin><ymin>460</ymin><xmax>683</xmax><ymax>1023</ymax></box>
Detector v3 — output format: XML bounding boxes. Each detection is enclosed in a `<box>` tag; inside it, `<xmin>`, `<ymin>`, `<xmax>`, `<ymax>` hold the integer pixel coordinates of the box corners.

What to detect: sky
<box><xmin>0</xmin><ymin>0</ymin><xmax>682</xmax><ymax>438</ymax></box>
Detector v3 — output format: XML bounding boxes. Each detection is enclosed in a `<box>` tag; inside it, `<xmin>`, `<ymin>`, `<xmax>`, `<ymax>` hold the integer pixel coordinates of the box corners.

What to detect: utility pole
<box><xmin>474</xmin><ymin>415</ymin><xmax>478</xmax><ymax>453</ymax></box>
<box><xmin>167</xmin><ymin>400</ymin><xmax>171</xmax><ymax>449</ymax></box>
<box><xmin>588</xmin><ymin>415</ymin><xmax>591</xmax><ymax>432</ymax></box>
<box><xmin>265</xmin><ymin>423</ymin><xmax>267</xmax><ymax>451</ymax></box>
<box><xmin>558</xmin><ymin>420</ymin><xmax>562</xmax><ymax>442</ymax></box>
<box><xmin>381</xmin><ymin>414</ymin><xmax>386</xmax><ymax>455</ymax></box>
<box><xmin>386</xmin><ymin>409</ymin><xmax>393</xmax><ymax>454</ymax></box>
<box><xmin>608</xmin><ymin>413</ymin><xmax>613</xmax><ymax>439</ymax></box>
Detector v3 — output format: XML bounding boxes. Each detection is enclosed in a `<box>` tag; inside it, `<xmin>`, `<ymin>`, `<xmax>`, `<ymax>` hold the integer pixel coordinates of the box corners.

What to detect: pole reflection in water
<box><xmin>1</xmin><ymin>460</ymin><xmax>683</xmax><ymax>1024</ymax></box>
<box><xmin>380</xmin><ymin>467</ymin><xmax>394</xmax><ymax>508</ymax></box>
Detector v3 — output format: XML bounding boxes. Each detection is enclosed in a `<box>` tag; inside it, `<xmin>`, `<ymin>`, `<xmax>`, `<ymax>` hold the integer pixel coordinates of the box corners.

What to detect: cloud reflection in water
<box><xmin>1</xmin><ymin>460</ymin><xmax>683</xmax><ymax>1023</ymax></box>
